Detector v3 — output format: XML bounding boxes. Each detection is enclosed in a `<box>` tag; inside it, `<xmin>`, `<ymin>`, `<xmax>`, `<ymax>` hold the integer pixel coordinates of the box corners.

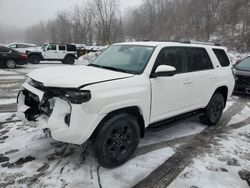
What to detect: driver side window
<box><xmin>154</xmin><ymin>47</ymin><xmax>187</xmax><ymax>74</ymax></box>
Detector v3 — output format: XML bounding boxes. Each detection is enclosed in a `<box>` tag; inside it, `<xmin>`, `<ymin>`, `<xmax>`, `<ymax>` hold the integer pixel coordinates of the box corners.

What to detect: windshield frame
<box><xmin>89</xmin><ymin>44</ymin><xmax>156</xmax><ymax>75</ymax></box>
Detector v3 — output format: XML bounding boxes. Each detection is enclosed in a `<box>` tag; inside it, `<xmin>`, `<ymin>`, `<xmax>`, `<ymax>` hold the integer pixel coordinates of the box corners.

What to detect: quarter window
<box><xmin>213</xmin><ymin>49</ymin><xmax>230</xmax><ymax>67</ymax></box>
<box><xmin>154</xmin><ymin>47</ymin><xmax>187</xmax><ymax>74</ymax></box>
<box><xmin>187</xmin><ymin>48</ymin><xmax>213</xmax><ymax>72</ymax></box>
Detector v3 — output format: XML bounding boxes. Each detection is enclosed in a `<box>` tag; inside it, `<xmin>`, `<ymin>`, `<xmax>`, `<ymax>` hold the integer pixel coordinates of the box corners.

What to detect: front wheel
<box><xmin>199</xmin><ymin>92</ymin><xmax>225</xmax><ymax>126</ymax></box>
<box><xmin>93</xmin><ymin>113</ymin><xmax>140</xmax><ymax>168</ymax></box>
<box><xmin>6</xmin><ymin>59</ymin><xmax>16</xmax><ymax>69</ymax></box>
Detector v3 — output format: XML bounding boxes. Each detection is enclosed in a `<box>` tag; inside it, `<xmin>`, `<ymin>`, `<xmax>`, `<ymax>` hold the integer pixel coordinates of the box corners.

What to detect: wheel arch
<box><xmin>90</xmin><ymin>106</ymin><xmax>145</xmax><ymax>141</ymax></box>
<box><xmin>210</xmin><ymin>86</ymin><xmax>228</xmax><ymax>108</ymax></box>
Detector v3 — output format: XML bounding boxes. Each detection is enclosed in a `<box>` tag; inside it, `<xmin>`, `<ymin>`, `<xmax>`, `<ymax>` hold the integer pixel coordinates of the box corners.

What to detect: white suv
<box><xmin>17</xmin><ymin>42</ymin><xmax>235</xmax><ymax>168</ymax></box>
<box><xmin>26</xmin><ymin>43</ymin><xmax>78</xmax><ymax>64</ymax></box>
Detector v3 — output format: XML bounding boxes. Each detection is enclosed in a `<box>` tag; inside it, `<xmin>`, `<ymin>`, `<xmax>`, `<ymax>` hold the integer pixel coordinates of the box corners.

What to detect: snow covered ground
<box><xmin>0</xmin><ymin>52</ymin><xmax>249</xmax><ymax>187</ymax></box>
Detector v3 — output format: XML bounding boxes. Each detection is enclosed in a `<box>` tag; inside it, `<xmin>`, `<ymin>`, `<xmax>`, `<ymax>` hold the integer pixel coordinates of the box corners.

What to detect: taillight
<box><xmin>20</xmin><ymin>54</ymin><xmax>27</xmax><ymax>59</ymax></box>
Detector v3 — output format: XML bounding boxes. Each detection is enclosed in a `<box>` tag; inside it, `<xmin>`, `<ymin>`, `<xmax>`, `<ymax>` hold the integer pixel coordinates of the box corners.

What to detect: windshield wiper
<box><xmin>89</xmin><ymin>64</ymin><xmax>136</xmax><ymax>74</ymax></box>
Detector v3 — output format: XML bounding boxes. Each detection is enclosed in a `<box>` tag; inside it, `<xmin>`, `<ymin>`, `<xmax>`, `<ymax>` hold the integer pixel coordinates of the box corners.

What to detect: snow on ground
<box><xmin>0</xmin><ymin>113</ymin><xmax>175</xmax><ymax>187</ymax></box>
<box><xmin>0</xmin><ymin>99</ymin><xmax>16</xmax><ymax>105</ymax></box>
<box><xmin>169</xmin><ymin>123</ymin><xmax>250</xmax><ymax>188</ymax></box>
<box><xmin>0</xmin><ymin>70</ymin><xmax>18</xmax><ymax>75</ymax></box>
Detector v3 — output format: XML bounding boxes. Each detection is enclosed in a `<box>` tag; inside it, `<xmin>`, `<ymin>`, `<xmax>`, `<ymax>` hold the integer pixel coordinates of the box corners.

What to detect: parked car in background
<box><xmin>233</xmin><ymin>56</ymin><xmax>250</xmax><ymax>94</ymax></box>
<box><xmin>26</xmin><ymin>43</ymin><xmax>78</xmax><ymax>64</ymax></box>
<box><xmin>0</xmin><ymin>46</ymin><xmax>28</xmax><ymax>68</ymax></box>
<box><xmin>17</xmin><ymin>41</ymin><xmax>234</xmax><ymax>168</ymax></box>
<box><xmin>8</xmin><ymin>43</ymin><xmax>36</xmax><ymax>53</ymax></box>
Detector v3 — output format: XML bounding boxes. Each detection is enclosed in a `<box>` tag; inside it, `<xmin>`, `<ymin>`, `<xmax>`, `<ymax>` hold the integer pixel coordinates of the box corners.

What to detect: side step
<box><xmin>148</xmin><ymin>110</ymin><xmax>204</xmax><ymax>131</ymax></box>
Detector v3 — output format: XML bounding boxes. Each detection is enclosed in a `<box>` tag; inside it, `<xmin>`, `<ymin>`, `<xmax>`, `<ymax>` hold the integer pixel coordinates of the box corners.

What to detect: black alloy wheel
<box><xmin>93</xmin><ymin>113</ymin><xmax>140</xmax><ymax>168</ymax></box>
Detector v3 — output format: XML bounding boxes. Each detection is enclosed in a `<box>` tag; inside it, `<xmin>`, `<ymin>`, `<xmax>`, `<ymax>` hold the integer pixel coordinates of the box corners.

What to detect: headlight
<box><xmin>64</xmin><ymin>90</ymin><xmax>91</xmax><ymax>104</ymax></box>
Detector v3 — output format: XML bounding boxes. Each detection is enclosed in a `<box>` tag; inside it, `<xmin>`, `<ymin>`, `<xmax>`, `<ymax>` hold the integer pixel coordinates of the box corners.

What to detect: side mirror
<box><xmin>151</xmin><ymin>65</ymin><xmax>176</xmax><ymax>78</ymax></box>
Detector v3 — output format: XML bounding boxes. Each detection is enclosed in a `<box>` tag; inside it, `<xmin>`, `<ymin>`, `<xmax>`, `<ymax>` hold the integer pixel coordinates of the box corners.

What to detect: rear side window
<box><xmin>187</xmin><ymin>48</ymin><xmax>213</xmax><ymax>72</ymax></box>
<box><xmin>213</xmin><ymin>49</ymin><xmax>230</xmax><ymax>67</ymax></box>
<box><xmin>59</xmin><ymin>45</ymin><xmax>66</xmax><ymax>51</ymax></box>
<box><xmin>17</xmin><ymin>44</ymin><xmax>29</xmax><ymax>48</ymax></box>
<box><xmin>66</xmin><ymin>45</ymin><xmax>76</xmax><ymax>52</ymax></box>
<box><xmin>154</xmin><ymin>47</ymin><xmax>187</xmax><ymax>74</ymax></box>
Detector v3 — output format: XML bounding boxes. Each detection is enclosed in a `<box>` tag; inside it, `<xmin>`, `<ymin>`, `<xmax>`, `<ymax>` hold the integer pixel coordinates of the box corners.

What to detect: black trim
<box><xmin>148</xmin><ymin>109</ymin><xmax>203</xmax><ymax>130</ymax></box>
<box><xmin>78</xmin><ymin>76</ymin><xmax>134</xmax><ymax>89</ymax></box>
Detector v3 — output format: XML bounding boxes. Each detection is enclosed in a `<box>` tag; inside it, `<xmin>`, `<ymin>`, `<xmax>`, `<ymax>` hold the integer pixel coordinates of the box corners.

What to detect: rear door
<box><xmin>186</xmin><ymin>47</ymin><xmax>216</xmax><ymax>107</ymax></box>
<box><xmin>57</xmin><ymin>45</ymin><xmax>66</xmax><ymax>59</ymax></box>
<box><xmin>150</xmin><ymin>47</ymin><xmax>193</xmax><ymax>123</ymax></box>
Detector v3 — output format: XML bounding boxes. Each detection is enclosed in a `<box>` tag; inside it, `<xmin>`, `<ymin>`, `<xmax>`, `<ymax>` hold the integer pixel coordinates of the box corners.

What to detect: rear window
<box><xmin>213</xmin><ymin>49</ymin><xmax>230</xmax><ymax>67</ymax></box>
<box><xmin>187</xmin><ymin>48</ymin><xmax>213</xmax><ymax>72</ymax></box>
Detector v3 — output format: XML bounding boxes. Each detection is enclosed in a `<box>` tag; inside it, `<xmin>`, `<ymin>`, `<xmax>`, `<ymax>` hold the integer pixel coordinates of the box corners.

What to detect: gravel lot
<box><xmin>0</xmin><ymin>63</ymin><xmax>249</xmax><ymax>188</ymax></box>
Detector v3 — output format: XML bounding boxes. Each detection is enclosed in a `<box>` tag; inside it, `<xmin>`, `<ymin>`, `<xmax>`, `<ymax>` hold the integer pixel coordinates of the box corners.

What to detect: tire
<box><xmin>63</xmin><ymin>56</ymin><xmax>75</xmax><ymax>65</ymax></box>
<box><xmin>5</xmin><ymin>59</ymin><xmax>16</xmax><ymax>69</ymax></box>
<box><xmin>93</xmin><ymin>113</ymin><xmax>140</xmax><ymax>168</ymax></box>
<box><xmin>29</xmin><ymin>55</ymin><xmax>40</xmax><ymax>64</ymax></box>
<box><xmin>199</xmin><ymin>92</ymin><xmax>225</xmax><ymax>126</ymax></box>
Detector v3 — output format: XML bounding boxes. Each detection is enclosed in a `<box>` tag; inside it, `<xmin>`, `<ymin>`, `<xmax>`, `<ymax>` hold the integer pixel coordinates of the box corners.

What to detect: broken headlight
<box><xmin>63</xmin><ymin>90</ymin><xmax>91</xmax><ymax>104</ymax></box>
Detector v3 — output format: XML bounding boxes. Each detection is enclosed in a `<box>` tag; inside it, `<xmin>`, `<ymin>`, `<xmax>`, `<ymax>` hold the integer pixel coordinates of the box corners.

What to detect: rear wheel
<box><xmin>199</xmin><ymin>92</ymin><xmax>225</xmax><ymax>126</ymax></box>
<box><xmin>63</xmin><ymin>56</ymin><xmax>75</xmax><ymax>65</ymax></box>
<box><xmin>93</xmin><ymin>113</ymin><xmax>140</xmax><ymax>168</ymax></box>
<box><xmin>29</xmin><ymin>55</ymin><xmax>40</xmax><ymax>64</ymax></box>
<box><xmin>5</xmin><ymin>59</ymin><xmax>16</xmax><ymax>69</ymax></box>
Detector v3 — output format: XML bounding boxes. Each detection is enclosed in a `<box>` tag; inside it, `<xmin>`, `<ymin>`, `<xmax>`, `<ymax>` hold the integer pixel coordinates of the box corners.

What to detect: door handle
<box><xmin>184</xmin><ymin>79</ymin><xmax>192</xmax><ymax>84</ymax></box>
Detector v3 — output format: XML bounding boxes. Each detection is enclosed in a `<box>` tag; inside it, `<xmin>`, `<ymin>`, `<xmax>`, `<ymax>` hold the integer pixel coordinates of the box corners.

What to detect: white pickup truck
<box><xmin>17</xmin><ymin>41</ymin><xmax>235</xmax><ymax>168</ymax></box>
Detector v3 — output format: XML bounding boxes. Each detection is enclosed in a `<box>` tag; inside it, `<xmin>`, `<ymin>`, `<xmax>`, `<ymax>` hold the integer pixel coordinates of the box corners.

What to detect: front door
<box><xmin>43</xmin><ymin>44</ymin><xmax>58</xmax><ymax>59</ymax></box>
<box><xmin>150</xmin><ymin>47</ymin><xmax>193</xmax><ymax>123</ymax></box>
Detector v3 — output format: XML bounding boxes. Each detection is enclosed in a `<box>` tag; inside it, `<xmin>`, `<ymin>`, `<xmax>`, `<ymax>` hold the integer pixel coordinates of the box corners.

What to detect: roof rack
<box><xmin>180</xmin><ymin>41</ymin><xmax>221</xmax><ymax>46</ymax></box>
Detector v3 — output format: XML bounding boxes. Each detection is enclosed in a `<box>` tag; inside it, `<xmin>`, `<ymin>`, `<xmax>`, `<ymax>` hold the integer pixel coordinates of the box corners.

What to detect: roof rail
<box><xmin>181</xmin><ymin>41</ymin><xmax>221</xmax><ymax>46</ymax></box>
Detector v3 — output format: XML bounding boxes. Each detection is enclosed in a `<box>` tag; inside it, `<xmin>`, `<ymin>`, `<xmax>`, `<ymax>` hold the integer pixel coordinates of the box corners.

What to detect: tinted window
<box><xmin>17</xmin><ymin>44</ymin><xmax>29</xmax><ymax>48</ymax></box>
<box><xmin>47</xmin><ymin>44</ymin><xmax>56</xmax><ymax>51</ymax></box>
<box><xmin>0</xmin><ymin>47</ymin><xmax>11</xmax><ymax>53</ymax></box>
<box><xmin>66</xmin><ymin>45</ymin><xmax>76</xmax><ymax>51</ymax></box>
<box><xmin>154</xmin><ymin>47</ymin><xmax>186</xmax><ymax>74</ymax></box>
<box><xmin>213</xmin><ymin>49</ymin><xmax>230</xmax><ymax>67</ymax></box>
<box><xmin>187</xmin><ymin>48</ymin><xmax>213</xmax><ymax>72</ymax></box>
<box><xmin>9</xmin><ymin>44</ymin><xmax>16</xmax><ymax>48</ymax></box>
<box><xmin>59</xmin><ymin>45</ymin><xmax>66</xmax><ymax>51</ymax></box>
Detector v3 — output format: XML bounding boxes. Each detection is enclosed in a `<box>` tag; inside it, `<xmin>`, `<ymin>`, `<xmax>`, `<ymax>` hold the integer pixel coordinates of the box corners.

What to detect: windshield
<box><xmin>89</xmin><ymin>45</ymin><xmax>155</xmax><ymax>74</ymax></box>
<box><xmin>41</xmin><ymin>43</ymin><xmax>48</xmax><ymax>50</ymax></box>
<box><xmin>236</xmin><ymin>57</ymin><xmax>250</xmax><ymax>71</ymax></box>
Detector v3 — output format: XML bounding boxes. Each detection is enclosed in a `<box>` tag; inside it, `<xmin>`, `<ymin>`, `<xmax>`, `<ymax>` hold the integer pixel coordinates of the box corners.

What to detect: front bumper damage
<box><xmin>17</xmin><ymin>82</ymin><xmax>102</xmax><ymax>145</ymax></box>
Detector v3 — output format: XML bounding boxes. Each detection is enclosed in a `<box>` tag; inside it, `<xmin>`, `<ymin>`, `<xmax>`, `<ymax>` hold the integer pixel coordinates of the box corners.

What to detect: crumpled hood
<box><xmin>28</xmin><ymin>65</ymin><xmax>133</xmax><ymax>88</ymax></box>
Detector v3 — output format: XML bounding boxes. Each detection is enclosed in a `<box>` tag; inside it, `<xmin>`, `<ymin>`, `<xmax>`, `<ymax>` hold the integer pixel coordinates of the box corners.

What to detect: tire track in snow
<box><xmin>133</xmin><ymin>97</ymin><xmax>248</xmax><ymax>188</ymax></box>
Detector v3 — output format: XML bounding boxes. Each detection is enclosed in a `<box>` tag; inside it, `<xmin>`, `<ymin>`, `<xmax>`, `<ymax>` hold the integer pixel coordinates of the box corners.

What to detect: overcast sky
<box><xmin>0</xmin><ymin>0</ymin><xmax>142</xmax><ymax>28</ymax></box>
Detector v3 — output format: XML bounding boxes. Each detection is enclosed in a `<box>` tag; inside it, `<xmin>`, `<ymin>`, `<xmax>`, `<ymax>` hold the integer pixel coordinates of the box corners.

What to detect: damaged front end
<box><xmin>17</xmin><ymin>79</ymin><xmax>94</xmax><ymax>144</ymax></box>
